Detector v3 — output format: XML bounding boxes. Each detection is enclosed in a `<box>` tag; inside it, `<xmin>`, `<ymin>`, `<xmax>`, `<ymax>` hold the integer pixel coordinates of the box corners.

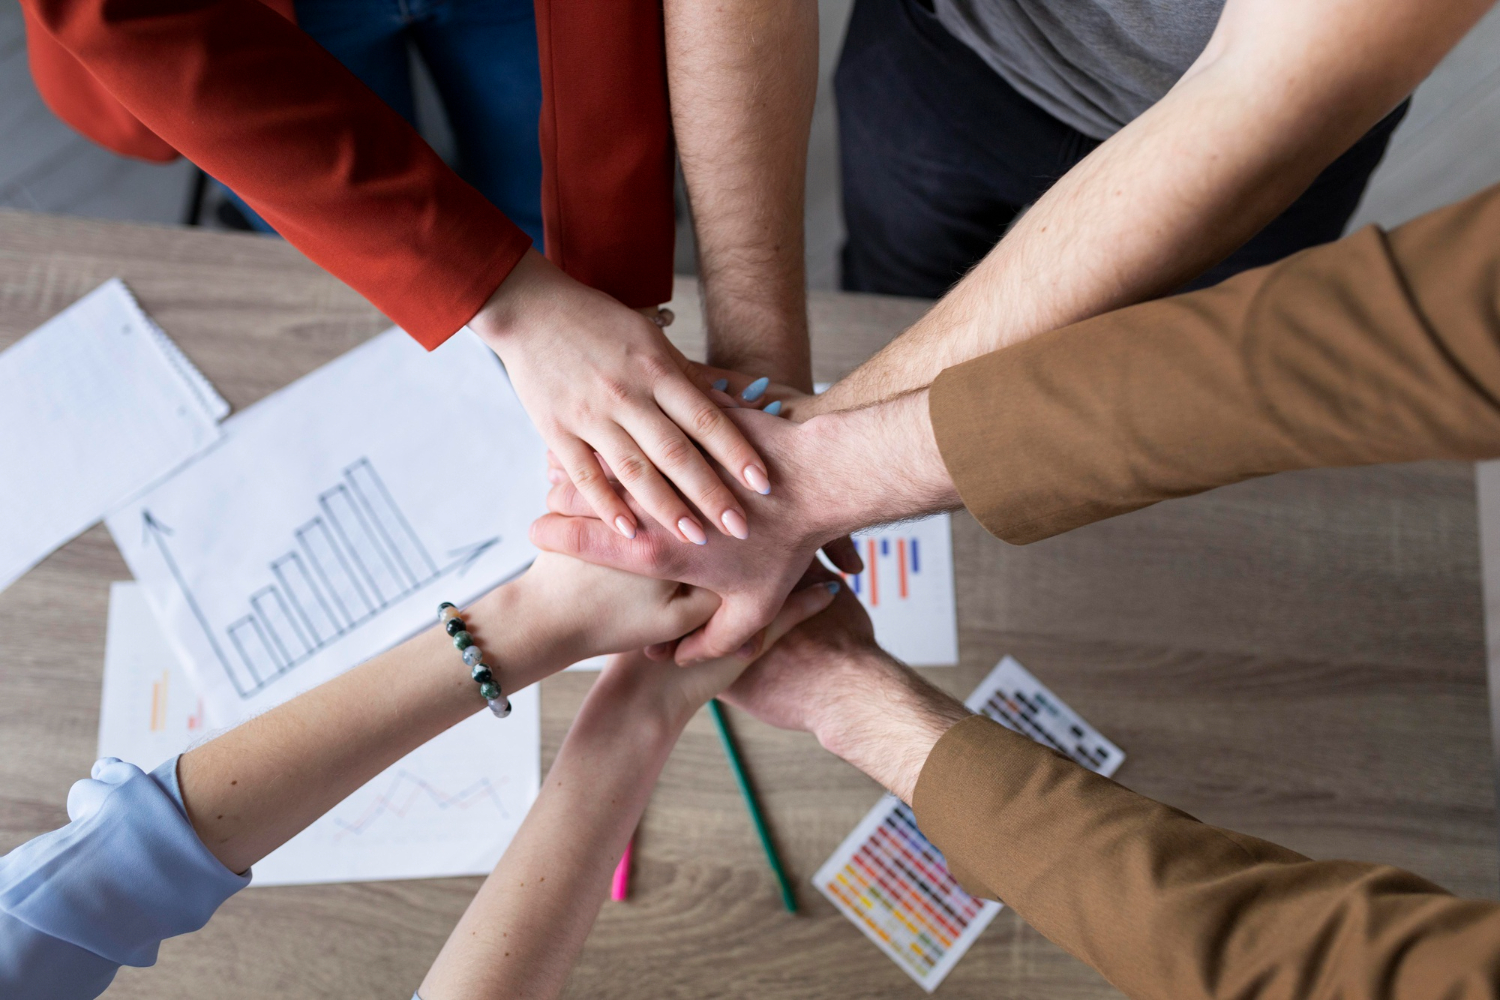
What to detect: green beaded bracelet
<box><xmin>438</xmin><ymin>602</ymin><xmax>510</xmax><ymax>718</ymax></box>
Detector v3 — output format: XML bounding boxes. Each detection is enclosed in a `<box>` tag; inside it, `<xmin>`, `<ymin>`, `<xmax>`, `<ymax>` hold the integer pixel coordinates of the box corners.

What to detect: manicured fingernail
<box><xmin>741</xmin><ymin>376</ymin><xmax>769</xmax><ymax>402</ymax></box>
<box><xmin>712</xmin><ymin>378</ymin><xmax>729</xmax><ymax>392</ymax></box>
<box><xmin>614</xmin><ymin>516</ymin><xmax>636</xmax><ymax>539</ymax></box>
<box><xmin>547</xmin><ymin>467</ymin><xmax>565</xmax><ymax>484</ymax></box>
<box><xmin>744</xmin><ymin>464</ymin><xmax>771</xmax><ymax>495</ymax></box>
<box><xmin>763</xmin><ymin>400</ymin><xmax>783</xmax><ymax>416</ymax></box>
<box><xmin>825</xmin><ymin>580</ymin><xmax>841</xmax><ymax>595</ymax></box>
<box><xmin>678</xmin><ymin>516</ymin><xmax>707</xmax><ymax>545</ymax></box>
<box><xmin>721</xmin><ymin>509</ymin><xmax>749</xmax><ymax>540</ymax></box>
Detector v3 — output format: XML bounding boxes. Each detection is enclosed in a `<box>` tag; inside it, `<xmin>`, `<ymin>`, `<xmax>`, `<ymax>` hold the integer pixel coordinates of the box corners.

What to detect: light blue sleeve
<box><xmin>0</xmin><ymin>756</ymin><xmax>250</xmax><ymax>1000</ymax></box>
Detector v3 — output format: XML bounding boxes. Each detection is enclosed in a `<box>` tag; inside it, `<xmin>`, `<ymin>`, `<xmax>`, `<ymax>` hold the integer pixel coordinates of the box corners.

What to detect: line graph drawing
<box><xmin>332</xmin><ymin>769</ymin><xmax>511</xmax><ymax>840</ymax></box>
<box><xmin>143</xmin><ymin>458</ymin><xmax>500</xmax><ymax>700</ymax></box>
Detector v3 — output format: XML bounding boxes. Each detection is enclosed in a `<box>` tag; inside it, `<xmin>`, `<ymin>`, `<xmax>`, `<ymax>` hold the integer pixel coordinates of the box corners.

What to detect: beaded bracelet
<box><xmin>437</xmin><ymin>602</ymin><xmax>511</xmax><ymax>718</ymax></box>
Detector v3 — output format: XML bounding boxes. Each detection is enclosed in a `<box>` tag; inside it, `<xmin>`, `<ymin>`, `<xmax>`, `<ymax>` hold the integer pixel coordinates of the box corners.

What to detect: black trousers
<box><xmin>835</xmin><ymin>0</ymin><xmax>1409</xmax><ymax>298</ymax></box>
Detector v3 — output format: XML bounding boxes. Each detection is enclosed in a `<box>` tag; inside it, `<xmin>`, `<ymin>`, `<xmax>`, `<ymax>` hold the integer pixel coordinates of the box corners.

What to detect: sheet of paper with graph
<box><xmin>812</xmin><ymin>656</ymin><xmax>1123</xmax><ymax>990</ymax></box>
<box><xmin>99</xmin><ymin>582</ymin><xmax>540</xmax><ymax>886</ymax></box>
<box><xmin>105</xmin><ymin>328</ymin><xmax>548</xmax><ymax>725</ymax></box>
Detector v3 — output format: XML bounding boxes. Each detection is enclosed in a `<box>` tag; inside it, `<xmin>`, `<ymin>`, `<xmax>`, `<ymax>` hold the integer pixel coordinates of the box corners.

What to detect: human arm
<box><xmin>664</xmin><ymin>0</ymin><xmax>817</xmax><ymax>391</ymax></box>
<box><xmin>0</xmin><ymin>556</ymin><xmax>718</xmax><ymax>1000</ymax></box>
<box><xmin>727</xmin><ymin>592</ymin><xmax>1500</xmax><ymax>1000</ymax></box>
<box><xmin>415</xmin><ymin>578</ymin><xmax>838</xmax><ymax>1000</ymax></box>
<box><xmin>927</xmin><ymin>179</ymin><xmax>1500</xmax><ymax>544</ymax></box>
<box><xmin>531</xmin><ymin>388</ymin><xmax>958</xmax><ymax>661</ymax></box>
<box><xmin>27</xmin><ymin>0</ymin><xmax>766</xmax><ymax>542</ymax></box>
<box><xmin>807</xmin><ymin>0</ymin><xmax>1493</xmax><ymax>415</ymax></box>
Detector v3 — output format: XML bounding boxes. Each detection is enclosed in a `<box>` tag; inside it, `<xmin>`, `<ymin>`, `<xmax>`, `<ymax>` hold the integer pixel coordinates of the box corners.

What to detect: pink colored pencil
<box><xmin>610</xmin><ymin>837</ymin><xmax>634</xmax><ymax>902</ymax></box>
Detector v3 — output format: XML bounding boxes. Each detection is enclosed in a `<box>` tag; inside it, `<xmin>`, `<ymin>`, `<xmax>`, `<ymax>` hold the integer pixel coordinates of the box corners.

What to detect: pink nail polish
<box><xmin>615</xmin><ymin>516</ymin><xmax>636</xmax><ymax>539</ymax></box>
<box><xmin>678</xmin><ymin>517</ymin><xmax>708</xmax><ymax>546</ymax></box>
<box><xmin>744</xmin><ymin>464</ymin><xmax>771</xmax><ymax>496</ymax></box>
<box><xmin>721</xmin><ymin>509</ymin><xmax>749</xmax><ymax>540</ymax></box>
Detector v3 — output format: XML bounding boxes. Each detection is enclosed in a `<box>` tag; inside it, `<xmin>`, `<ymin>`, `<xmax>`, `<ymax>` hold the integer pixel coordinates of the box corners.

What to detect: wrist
<box><xmin>465</xmin><ymin>249</ymin><xmax>558</xmax><ymax>351</ymax></box>
<box><xmin>810</xmin><ymin>647</ymin><xmax>970</xmax><ymax>803</ymax></box>
<box><xmin>461</xmin><ymin>577</ymin><xmax>571</xmax><ymax>695</ymax></box>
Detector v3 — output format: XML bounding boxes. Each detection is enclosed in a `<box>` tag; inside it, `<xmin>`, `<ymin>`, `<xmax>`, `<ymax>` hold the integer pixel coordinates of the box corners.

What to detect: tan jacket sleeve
<box><xmin>929</xmin><ymin>183</ymin><xmax>1500</xmax><ymax>544</ymax></box>
<box><xmin>913</xmin><ymin>716</ymin><xmax>1500</xmax><ymax>1000</ymax></box>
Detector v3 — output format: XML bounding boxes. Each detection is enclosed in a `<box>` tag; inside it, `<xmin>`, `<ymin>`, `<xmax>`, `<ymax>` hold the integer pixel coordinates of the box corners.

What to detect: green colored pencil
<box><xmin>708</xmin><ymin>698</ymin><xmax>797</xmax><ymax>913</ymax></box>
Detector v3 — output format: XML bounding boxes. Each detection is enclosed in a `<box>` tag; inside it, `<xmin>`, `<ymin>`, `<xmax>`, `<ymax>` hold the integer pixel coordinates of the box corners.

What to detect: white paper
<box><xmin>98</xmin><ymin>581</ymin><xmax>540</xmax><ymax>886</ymax></box>
<box><xmin>106</xmin><ymin>328</ymin><xmax>547</xmax><ymax>725</ymax></box>
<box><xmin>0</xmin><ymin>280</ymin><xmax>226</xmax><ymax>593</ymax></box>
<box><xmin>839</xmin><ymin>515</ymin><xmax>959</xmax><ymax>666</ymax></box>
<box><xmin>1475</xmin><ymin>460</ymin><xmax>1500</xmax><ymax>747</ymax></box>
<box><xmin>813</xmin><ymin>656</ymin><xmax>1123</xmax><ymax>990</ymax></box>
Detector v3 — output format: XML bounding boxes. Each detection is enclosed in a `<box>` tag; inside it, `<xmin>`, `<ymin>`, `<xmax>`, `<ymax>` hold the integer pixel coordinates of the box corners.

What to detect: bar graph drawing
<box><xmin>142</xmin><ymin>458</ymin><xmax>500</xmax><ymax>700</ymax></box>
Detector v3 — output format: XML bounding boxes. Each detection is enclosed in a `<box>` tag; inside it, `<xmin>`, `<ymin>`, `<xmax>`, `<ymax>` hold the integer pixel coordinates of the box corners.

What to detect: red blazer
<box><xmin>21</xmin><ymin>0</ymin><xmax>675</xmax><ymax>349</ymax></box>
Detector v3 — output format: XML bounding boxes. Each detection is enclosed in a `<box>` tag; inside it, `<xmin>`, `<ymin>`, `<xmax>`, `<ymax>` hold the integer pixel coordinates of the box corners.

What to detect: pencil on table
<box><xmin>708</xmin><ymin>698</ymin><xmax>797</xmax><ymax>913</ymax></box>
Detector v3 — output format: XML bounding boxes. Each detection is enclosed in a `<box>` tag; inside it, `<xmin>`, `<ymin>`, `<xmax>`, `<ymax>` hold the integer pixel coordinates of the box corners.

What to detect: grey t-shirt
<box><xmin>933</xmin><ymin>0</ymin><xmax>1223</xmax><ymax>139</ymax></box>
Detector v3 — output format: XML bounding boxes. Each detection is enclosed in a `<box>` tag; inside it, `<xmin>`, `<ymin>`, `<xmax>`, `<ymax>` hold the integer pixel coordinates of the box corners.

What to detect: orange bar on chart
<box><xmin>867</xmin><ymin>538</ymin><xmax>879</xmax><ymax>606</ymax></box>
<box><xmin>898</xmin><ymin>539</ymin><xmax>908</xmax><ymax>598</ymax></box>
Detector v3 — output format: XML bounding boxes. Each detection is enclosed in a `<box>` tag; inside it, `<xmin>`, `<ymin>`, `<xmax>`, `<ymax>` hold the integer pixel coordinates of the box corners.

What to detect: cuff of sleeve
<box><xmin>0</xmin><ymin>757</ymin><xmax>248</xmax><ymax>968</ymax></box>
<box><xmin>911</xmin><ymin>715</ymin><xmax>1066</xmax><ymax>900</ymax></box>
<box><xmin>397</xmin><ymin>222</ymin><xmax>533</xmax><ymax>352</ymax></box>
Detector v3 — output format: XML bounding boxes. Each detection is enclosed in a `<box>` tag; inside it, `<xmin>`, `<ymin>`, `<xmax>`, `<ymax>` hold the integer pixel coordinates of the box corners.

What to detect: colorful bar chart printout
<box><xmin>813</xmin><ymin>656</ymin><xmax>1124</xmax><ymax>991</ymax></box>
<box><xmin>836</xmin><ymin>514</ymin><xmax>958</xmax><ymax>666</ymax></box>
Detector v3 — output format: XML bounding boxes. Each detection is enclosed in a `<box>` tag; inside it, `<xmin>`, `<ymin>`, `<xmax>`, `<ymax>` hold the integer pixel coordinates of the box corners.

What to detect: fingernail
<box><xmin>741</xmin><ymin>376</ymin><xmax>770</xmax><ymax>402</ymax></box>
<box><xmin>763</xmin><ymin>400</ymin><xmax>783</xmax><ymax>416</ymax></box>
<box><xmin>825</xmin><ymin>580</ymin><xmax>841</xmax><ymax>595</ymax></box>
<box><xmin>547</xmin><ymin>467</ymin><xmax>565</xmax><ymax>484</ymax></box>
<box><xmin>721</xmin><ymin>508</ymin><xmax>749</xmax><ymax>540</ymax></box>
<box><xmin>712</xmin><ymin>378</ymin><xmax>729</xmax><ymax>392</ymax></box>
<box><xmin>737</xmin><ymin>640</ymin><xmax>757</xmax><ymax>658</ymax></box>
<box><xmin>678</xmin><ymin>516</ymin><xmax>708</xmax><ymax>545</ymax></box>
<box><xmin>744</xmin><ymin>464</ymin><xmax>771</xmax><ymax>496</ymax></box>
<box><xmin>614</xmin><ymin>516</ymin><xmax>636</xmax><ymax>539</ymax></box>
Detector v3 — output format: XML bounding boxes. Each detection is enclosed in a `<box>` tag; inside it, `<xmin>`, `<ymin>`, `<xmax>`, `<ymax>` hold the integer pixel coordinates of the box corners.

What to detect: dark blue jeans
<box><xmin>835</xmin><ymin>0</ymin><xmax>1408</xmax><ymax>298</ymax></box>
<box><xmin>225</xmin><ymin>0</ymin><xmax>543</xmax><ymax>245</ymax></box>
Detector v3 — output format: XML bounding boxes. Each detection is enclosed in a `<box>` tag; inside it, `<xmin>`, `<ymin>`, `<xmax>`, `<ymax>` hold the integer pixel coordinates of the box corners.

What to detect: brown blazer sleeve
<box><xmin>913</xmin><ymin>716</ymin><xmax>1500</xmax><ymax>1000</ymax></box>
<box><xmin>929</xmin><ymin>182</ymin><xmax>1500</xmax><ymax>544</ymax></box>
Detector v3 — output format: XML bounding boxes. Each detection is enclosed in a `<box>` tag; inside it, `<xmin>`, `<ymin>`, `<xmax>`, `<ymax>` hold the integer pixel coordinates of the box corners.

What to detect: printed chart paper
<box><xmin>98</xmin><ymin>581</ymin><xmax>541</xmax><ymax>886</ymax></box>
<box><xmin>0</xmin><ymin>279</ymin><xmax>226</xmax><ymax>594</ymax></box>
<box><xmin>813</xmin><ymin>656</ymin><xmax>1124</xmax><ymax>991</ymax></box>
<box><xmin>840</xmin><ymin>515</ymin><xmax>958</xmax><ymax>666</ymax></box>
<box><xmin>106</xmin><ymin>328</ymin><xmax>546</xmax><ymax>725</ymax></box>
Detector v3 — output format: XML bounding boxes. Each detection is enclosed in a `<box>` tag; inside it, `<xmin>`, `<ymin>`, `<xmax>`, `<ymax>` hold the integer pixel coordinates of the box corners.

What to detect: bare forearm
<box><xmin>177</xmin><ymin>583</ymin><xmax>552</xmax><ymax>873</ymax></box>
<box><xmin>418</xmin><ymin>670</ymin><xmax>681</xmax><ymax>1000</ymax></box>
<box><xmin>797</xmin><ymin>389</ymin><xmax>961</xmax><ymax>539</ymax></box>
<box><xmin>667</xmin><ymin>0</ymin><xmax>817</xmax><ymax>389</ymax></box>
<box><xmin>819</xmin><ymin>0</ymin><xmax>1488</xmax><ymax>413</ymax></box>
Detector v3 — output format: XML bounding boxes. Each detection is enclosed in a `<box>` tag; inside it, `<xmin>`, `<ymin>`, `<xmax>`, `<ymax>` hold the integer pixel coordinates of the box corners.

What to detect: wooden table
<box><xmin>1</xmin><ymin>209</ymin><xmax>1495</xmax><ymax>999</ymax></box>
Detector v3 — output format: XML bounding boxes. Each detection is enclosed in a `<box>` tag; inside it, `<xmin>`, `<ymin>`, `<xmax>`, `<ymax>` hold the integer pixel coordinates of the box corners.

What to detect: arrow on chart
<box><xmin>141</xmin><ymin>510</ymin><xmax>243</xmax><ymax>695</ymax></box>
<box><xmin>446</xmin><ymin>537</ymin><xmax>502</xmax><ymax>577</ymax></box>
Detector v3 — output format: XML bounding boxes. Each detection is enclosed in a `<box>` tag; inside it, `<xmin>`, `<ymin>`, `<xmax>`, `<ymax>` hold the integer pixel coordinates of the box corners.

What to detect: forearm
<box><xmin>795</xmin><ymin>389</ymin><xmax>961</xmax><ymax>541</ymax></box>
<box><xmin>666</xmin><ymin>0</ymin><xmax>817</xmax><ymax>389</ymax></box>
<box><xmin>819</xmin><ymin>0</ymin><xmax>1486</xmax><ymax>413</ymax></box>
<box><xmin>911</xmin><ymin>715</ymin><xmax>1500</xmax><ymax>1000</ymax></box>
<box><xmin>418</xmin><ymin>667</ymin><xmax>682</xmax><ymax>1000</ymax></box>
<box><xmin>178</xmin><ymin>582</ymin><xmax>557</xmax><ymax>873</ymax></box>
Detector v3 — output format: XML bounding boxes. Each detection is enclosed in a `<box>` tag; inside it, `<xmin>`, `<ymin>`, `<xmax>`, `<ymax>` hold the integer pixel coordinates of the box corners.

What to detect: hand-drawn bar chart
<box><xmin>145</xmin><ymin>457</ymin><xmax>499</xmax><ymax>700</ymax></box>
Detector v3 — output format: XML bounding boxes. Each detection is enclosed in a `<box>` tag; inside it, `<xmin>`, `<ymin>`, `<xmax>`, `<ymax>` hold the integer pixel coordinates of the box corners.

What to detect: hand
<box><xmin>531</xmin><ymin>408</ymin><xmax>846</xmax><ymax>663</ymax></box>
<box><xmin>475</xmin><ymin>552</ymin><xmax>720</xmax><ymax>673</ymax></box>
<box><xmin>594</xmin><ymin>576</ymin><xmax>841</xmax><ymax>732</ymax></box>
<box><xmin>721</xmin><ymin>584</ymin><xmax>970</xmax><ymax>802</ymax></box>
<box><xmin>469</xmin><ymin>250</ymin><xmax>769</xmax><ymax>545</ymax></box>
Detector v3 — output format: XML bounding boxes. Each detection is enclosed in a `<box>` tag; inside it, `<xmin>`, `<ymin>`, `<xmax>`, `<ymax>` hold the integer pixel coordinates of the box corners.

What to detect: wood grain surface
<box><xmin>0</xmin><ymin>209</ymin><xmax>1495</xmax><ymax>1000</ymax></box>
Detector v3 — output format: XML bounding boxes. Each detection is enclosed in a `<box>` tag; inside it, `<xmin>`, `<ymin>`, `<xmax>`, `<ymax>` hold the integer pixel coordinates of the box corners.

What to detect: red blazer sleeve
<box><xmin>21</xmin><ymin>0</ymin><xmax>677</xmax><ymax>346</ymax></box>
<box><xmin>535</xmin><ymin>0</ymin><xmax>676</xmax><ymax>309</ymax></box>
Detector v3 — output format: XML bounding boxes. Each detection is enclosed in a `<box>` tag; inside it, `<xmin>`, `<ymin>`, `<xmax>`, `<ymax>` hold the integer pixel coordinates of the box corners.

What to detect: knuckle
<box><xmin>611</xmin><ymin>452</ymin><xmax>650</xmax><ymax>484</ymax></box>
<box><xmin>654</xmin><ymin>434</ymin><xmax>697</xmax><ymax>469</ymax></box>
<box><xmin>599</xmin><ymin>377</ymin><xmax>632</xmax><ymax>405</ymax></box>
<box><xmin>686</xmin><ymin>403</ymin><xmax>725</xmax><ymax>438</ymax></box>
<box><xmin>638</xmin><ymin>354</ymin><xmax>677</xmax><ymax>383</ymax></box>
